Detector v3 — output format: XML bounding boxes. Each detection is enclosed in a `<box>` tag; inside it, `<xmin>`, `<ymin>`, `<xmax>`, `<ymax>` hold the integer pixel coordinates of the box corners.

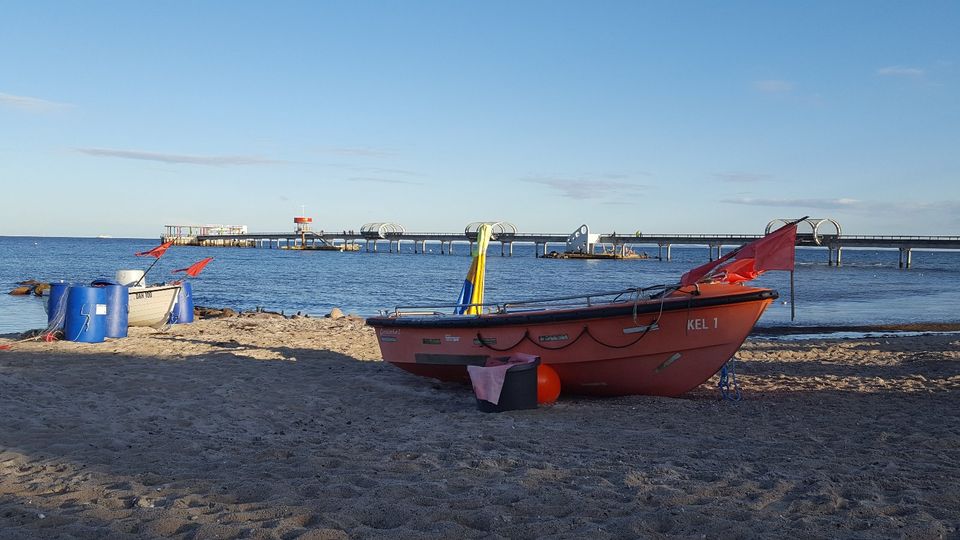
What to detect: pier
<box><xmin>162</xmin><ymin>218</ymin><xmax>960</xmax><ymax>268</ymax></box>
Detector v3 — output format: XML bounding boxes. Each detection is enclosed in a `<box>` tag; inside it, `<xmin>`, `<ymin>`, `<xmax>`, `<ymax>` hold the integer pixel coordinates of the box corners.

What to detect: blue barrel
<box><xmin>169</xmin><ymin>282</ymin><xmax>194</xmax><ymax>324</ymax></box>
<box><xmin>64</xmin><ymin>286</ymin><xmax>107</xmax><ymax>343</ymax></box>
<box><xmin>102</xmin><ymin>284</ymin><xmax>129</xmax><ymax>338</ymax></box>
<box><xmin>47</xmin><ymin>281</ymin><xmax>72</xmax><ymax>328</ymax></box>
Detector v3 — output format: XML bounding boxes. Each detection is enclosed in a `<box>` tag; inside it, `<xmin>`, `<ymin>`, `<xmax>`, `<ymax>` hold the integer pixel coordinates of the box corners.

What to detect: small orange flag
<box><xmin>680</xmin><ymin>222</ymin><xmax>798</xmax><ymax>286</ymax></box>
<box><xmin>135</xmin><ymin>241</ymin><xmax>174</xmax><ymax>258</ymax></box>
<box><xmin>172</xmin><ymin>257</ymin><xmax>214</xmax><ymax>277</ymax></box>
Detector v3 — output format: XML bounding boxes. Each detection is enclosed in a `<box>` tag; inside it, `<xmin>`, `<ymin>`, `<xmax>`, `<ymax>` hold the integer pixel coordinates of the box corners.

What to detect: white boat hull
<box><xmin>128</xmin><ymin>284</ymin><xmax>181</xmax><ymax>327</ymax></box>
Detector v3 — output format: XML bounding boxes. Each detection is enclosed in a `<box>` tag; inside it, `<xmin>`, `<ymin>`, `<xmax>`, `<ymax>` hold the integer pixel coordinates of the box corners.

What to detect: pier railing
<box><xmin>161</xmin><ymin>229</ymin><xmax>960</xmax><ymax>268</ymax></box>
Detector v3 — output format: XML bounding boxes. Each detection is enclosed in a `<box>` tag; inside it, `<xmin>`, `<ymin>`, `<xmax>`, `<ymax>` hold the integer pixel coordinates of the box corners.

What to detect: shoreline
<box><xmin>6</xmin><ymin>313</ymin><xmax>960</xmax><ymax>342</ymax></box>
<box><xmin>753</xmin><ymin>321</ymin><xmax>960</xmax><ymax>336</ymax></box>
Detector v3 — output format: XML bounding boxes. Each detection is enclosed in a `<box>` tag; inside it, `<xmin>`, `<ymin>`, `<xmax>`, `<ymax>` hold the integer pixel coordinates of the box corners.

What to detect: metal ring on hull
<box><xmin>766</xmin><ymin>218</ymin><xmax>841</xmax><ymax>246</ymax></box>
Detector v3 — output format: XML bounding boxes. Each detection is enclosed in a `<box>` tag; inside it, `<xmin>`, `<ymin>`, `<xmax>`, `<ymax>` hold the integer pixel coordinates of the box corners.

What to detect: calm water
<box><xmin>2</xmin><ymin>236</ymin><xmax>960</xmax><ymax>334</ymax></box>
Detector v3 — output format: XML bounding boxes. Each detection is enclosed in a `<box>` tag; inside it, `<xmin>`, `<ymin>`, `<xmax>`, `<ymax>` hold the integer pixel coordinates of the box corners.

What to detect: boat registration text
<box><xmin>687</xmin><ymin>317</ymin><xmax>718</xmax><ymax>331</ymax></box>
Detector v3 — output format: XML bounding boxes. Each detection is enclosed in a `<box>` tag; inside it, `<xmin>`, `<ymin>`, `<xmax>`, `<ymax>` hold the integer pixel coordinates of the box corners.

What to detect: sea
<box><xmin>2</xmin><ymin>235</ymin><xmax>960</xmax><ymax>335</ymax></box>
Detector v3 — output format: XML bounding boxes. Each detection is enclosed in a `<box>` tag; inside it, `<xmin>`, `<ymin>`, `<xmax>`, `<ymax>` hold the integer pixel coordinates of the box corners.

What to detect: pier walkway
<box><xmin>163</xmin><ymin>228</ymin><xmax>960</xmax><ymax>268</ymax></box>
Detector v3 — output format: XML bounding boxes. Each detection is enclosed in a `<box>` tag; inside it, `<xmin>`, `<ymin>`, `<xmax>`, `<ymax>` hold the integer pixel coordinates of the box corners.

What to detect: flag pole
<box><xmin>134</xmin><ymin>256</ymin><xmax>163</xmax><ymax>287</ymax></box>
<box><xmin>790</xmin><ymin>270</ymin><xmax>796</xmax><ymax>321</ymax></box>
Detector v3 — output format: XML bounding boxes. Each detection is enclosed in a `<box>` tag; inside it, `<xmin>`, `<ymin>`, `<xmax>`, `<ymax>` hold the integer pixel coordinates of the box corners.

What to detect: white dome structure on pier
<box><xmin>360</xmin><ymin>222</ymin><xmax>405</xmax><ymax>239</ymax></box>
<box><xmin>464</xmin><ymin>221</ymin><xmax>517</xmax><ymax>240</ymax></box>
<box><xmin>766</xmin><ymin>218</ymin><xmax>841</xmax><ymax>245</ymax></box>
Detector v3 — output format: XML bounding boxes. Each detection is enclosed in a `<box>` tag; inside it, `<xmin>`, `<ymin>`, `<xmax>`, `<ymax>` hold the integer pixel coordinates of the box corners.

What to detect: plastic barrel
<box><xmin>47</xmin><ymin>281</ymin><xmax>72</xmax><ymax>328</ymax></box>
<box><xmin>115</xmin><ymin>269</ymin><xmax>145</xmax><ymax>287</ymax></box>
<box><xmin>64</xmin><ymin>286</ymin><xmax>108</xmax><ymax>343</ymax></box>
<box><xmin>169</xmin><ymin>282</ymin><xmax>194</xmax><ymax>324</ymax></box>
<box><xmin>102</xmin><ymin>284</ymin><xmax>129</xmax><ymax>338</ymax></box>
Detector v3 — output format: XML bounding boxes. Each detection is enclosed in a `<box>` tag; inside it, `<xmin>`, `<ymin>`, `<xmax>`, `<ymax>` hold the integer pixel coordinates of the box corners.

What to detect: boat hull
<box><xmin>367</xmin><ymin>283</ymin><xmax>776</xmax><ymax>397</ymax></box>
<box><xmin>128</xmin><ymin>284</ymin><xmax>181</xmax><ymax>327</ymax></box>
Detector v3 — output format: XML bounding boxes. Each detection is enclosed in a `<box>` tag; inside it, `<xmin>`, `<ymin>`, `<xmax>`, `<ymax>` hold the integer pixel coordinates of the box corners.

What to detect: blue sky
<box><xmin>2</xmin><ymin>1</ymin><xmax>958</xmax><ymax>238</ymax></box>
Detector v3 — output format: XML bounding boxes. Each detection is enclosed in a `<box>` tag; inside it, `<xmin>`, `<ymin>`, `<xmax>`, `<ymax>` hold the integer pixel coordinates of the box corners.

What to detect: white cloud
<box><xmin>76</xmin><ymin>147</ymin><xmax>283</xmax><ymax>166</ymax></box>
<box><xmin>318</xmin><ymin>146</ymin><xmax>397</xmax><ymax>157</ymax></box>
<box><xmin>876</xmin><ymin>66</ymin><xmax>925</xmax><ymax>77</ymax></box>
<box><xmin>722</xmin><ymin>197</ymin><xmax>860</xmax><ymax>209</ymax></box>
<box><xmin>715</xmin><ymin>172</ymin><xmax>773</xmax><ymax>183</ymax></box>
<box><xmin>752</xmin><ymin>80</ymin><xmax>794</xmax><ymax>94</ymax></box>
<box><xmin>522</xmin><ymin>176</ymin><xmax>648</xmax><ymax>199</ymax></box>
<box><xmin>347</xmin><ymin>177</ymin><xmax>423</xmax><ymax>185</ymax></box>
<box><xmin>0</xmin><ymin>92</ymin><xmax>72</xmax><ymax>112</ymax></box>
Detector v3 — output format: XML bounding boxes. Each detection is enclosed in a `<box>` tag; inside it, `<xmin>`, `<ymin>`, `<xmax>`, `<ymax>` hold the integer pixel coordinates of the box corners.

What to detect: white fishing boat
<box><xmin>116</xmin><ymin>270</ymin><xmax>181</xmax><ymax>327</ymax></box>
<box><xmin>127</xmin><ymin>284</ymin><xmax>181</xmax><ymax>327</ymax></box>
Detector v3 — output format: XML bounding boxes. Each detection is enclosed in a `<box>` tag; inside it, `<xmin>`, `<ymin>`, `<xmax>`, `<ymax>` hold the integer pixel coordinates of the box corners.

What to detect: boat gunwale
<box><xmin>367</xmin><ymin>288</ymin><xmax>778</xmax><ymax>329</ymax></box>
<box><xmin>127</xmin><ymin>284</ymin><xmax>183</xmax><ymax>295</ymax></box>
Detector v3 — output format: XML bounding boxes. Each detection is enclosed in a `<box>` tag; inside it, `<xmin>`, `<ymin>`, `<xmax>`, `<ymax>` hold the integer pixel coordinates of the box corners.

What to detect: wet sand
<box><xmin>1</xmin><ymin>317</ymin><xmax>958</xmax><ymax>539</ymax></box>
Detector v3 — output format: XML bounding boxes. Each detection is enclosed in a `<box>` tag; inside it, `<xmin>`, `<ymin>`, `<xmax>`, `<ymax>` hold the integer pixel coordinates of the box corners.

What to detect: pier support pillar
<box><xmin>709</xmin><ymin>244</ymin><xmax>722</xmax><ymax>261</ymax></box>
<box><xmin>899</xmin><ymin>247</ymin><xmax>912</xmax><ymax>268</ymax></box>
<box><xmin>509</xmin><ymin>242</ymin><xmax>514</xmax><ymax>256</ymax></box>
<box><xmin>657</xmin><ymin>243</ymin><xmax>672</xmax><ymax>261</ymax></box>
<box><xmin>828</xmin><ymin>246</ymin><xmax>844</xmax><ymax>266</ymax></box>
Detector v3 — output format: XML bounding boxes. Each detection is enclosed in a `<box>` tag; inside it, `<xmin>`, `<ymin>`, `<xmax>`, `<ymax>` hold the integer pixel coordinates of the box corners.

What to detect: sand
<box><xmin>1</xmin><ymin>316</ymin><xmax>958</xmax><ymax>539</ymax></box>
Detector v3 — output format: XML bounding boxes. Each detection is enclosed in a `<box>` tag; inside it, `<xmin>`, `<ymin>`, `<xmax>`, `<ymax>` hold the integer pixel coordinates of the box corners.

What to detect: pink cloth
<box><xmin>467</xmin><ymin>353</ymin><xmax>538</xmax><ymax>404</ymax></box>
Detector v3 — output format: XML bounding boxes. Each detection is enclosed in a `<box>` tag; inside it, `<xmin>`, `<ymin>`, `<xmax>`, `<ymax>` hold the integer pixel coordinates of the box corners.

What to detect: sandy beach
<box><xmin>1</xmin><ymin>316</ymin><xmax>958</xmax><ymax>539</ymax></box>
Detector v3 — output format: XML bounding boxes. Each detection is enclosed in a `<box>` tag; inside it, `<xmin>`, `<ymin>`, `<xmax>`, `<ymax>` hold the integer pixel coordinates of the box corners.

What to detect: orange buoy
<box><xmin>536</xmin><ymin>364</ymin><xmax>561</xmax><ymax>404</ymax></box>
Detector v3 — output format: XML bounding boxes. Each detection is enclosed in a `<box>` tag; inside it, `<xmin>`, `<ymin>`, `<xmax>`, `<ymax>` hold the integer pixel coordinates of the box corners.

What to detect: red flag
<box><xmin>680</xmin><ymin>223</ymin><xmax>798</xmax><ymax>286</ymax></box>
<box><xmin>135</xmin><ymin>241</ymin><xmax>173</xmax><ymax>258</ymax></box>
<box><xmin>172</xmin><ymin>257</ymin><xmax>213</xmax><ymax>277</ymax></box>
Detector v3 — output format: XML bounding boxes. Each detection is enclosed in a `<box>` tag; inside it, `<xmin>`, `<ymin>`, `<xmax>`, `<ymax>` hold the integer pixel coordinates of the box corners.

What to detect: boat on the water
<box><xmin>367</xmin><ymin>220</ymin><xmax>801</xmax><ymax>397</ymax></box>
<box><xmin>127</xmin><ymin>283</ymin><xmax>181</xmax><ymax>327</ymax></box>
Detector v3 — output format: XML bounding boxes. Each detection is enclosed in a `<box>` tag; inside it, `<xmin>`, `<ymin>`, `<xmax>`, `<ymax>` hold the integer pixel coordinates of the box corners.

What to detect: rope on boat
<box><xmin>476</xmin><ymin>326</ymin><xmax>589</xmax><ymax>352</ymax></box>
<box><xmin>475</xmin><ymin>318</ymin><xmax>657</xmax><ymax>353</ymax></box>
<box><xmin>717</xmin><ymin>357</ymin><xmax>742</xmax><ymax>401</ymax></box>
<box><xmin>583</xmin><ymin>324</ymin><xmax>653</xmax><ymax>349</ymax></box>
<box><xmin>475</xmin><ymin>287</ymin><xmax>673</xmax><ymax>353</ymax></box>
